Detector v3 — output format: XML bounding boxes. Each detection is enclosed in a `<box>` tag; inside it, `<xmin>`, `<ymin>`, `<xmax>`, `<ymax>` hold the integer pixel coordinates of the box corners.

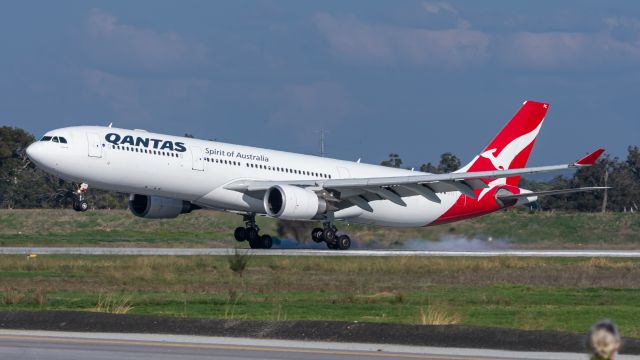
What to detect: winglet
<box><xmin>575</xmin><ymin>148</ymin><xmax>605</xmax><ymax>166</ymax></box>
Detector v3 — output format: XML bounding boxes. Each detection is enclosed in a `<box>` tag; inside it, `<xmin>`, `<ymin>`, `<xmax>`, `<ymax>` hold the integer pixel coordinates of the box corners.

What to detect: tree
<box><xmin>437</xmin><ymin>152</ymin><xmax>461</xmax><ymax>173</ymax></box>
<box><xmin>380</xmin><ymin>153</ymin><xmax>403</xmax><ymax>168</ymax></box>
<box><xmin>419</xmin><ymin>152</ymin><xmax>461</xmax><ymax>173</ymax></box>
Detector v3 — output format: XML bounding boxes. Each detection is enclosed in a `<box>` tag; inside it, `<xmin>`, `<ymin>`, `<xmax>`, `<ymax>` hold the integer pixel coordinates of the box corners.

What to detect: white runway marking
<box><xmin>1</xmin><ymin>247</ymin><xmax>640</xmax><ymax>257</ymax></box>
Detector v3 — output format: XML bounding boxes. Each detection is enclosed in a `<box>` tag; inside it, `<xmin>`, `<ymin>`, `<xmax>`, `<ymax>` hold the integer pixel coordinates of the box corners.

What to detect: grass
<box><xmin>0</xmin><ymin>209</ymin><xmax>638</xmax><ymax>248</ymax></box>
<box><xmin>0</xmin><ymin>255</ymin><xmax>639</xmax><ymax>337</ymax></box>
<box><xmin>91</xmin><ymin>293</ymin><xmax>133</xmax><ymax>314</ymax></box>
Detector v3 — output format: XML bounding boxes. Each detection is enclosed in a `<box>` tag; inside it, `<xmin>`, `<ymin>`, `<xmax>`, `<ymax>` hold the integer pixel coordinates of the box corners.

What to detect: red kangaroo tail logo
<box><xmin>458</xmin><ymin>100</ymin><xmax>548</xmax><ymax>186</ymax></box>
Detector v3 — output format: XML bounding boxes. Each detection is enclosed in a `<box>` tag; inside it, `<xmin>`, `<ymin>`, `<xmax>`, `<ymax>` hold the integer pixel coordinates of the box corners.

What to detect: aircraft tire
<box><xmin>249</xmin><ymin>238</ymin><xmax>261</xmax><ymax>249</ymax></box>
<box><xmin>261</xmin><ymin>234</ymin><xmax>273</xmax><ymax>249</ymax></box>
<box><xmin>323</xmin><ymin>228</ymin><xmax>336</xmax><ymax>243</ymax></box>
<box><xmin>246</xmin><ymin>227</ymin><xmax>259</xmax><ymax>243</ymax></box>
<box><xmin>337</xmin><ymin>235</ymin><xmax>351</xmax><ymax>250</ymax></box>
<box><xmin>234</xmin><ymin>227</ymin><xmax>246</xmax><ymax>242</ymax></box>
<box><xmin>78</xmin><ymin>200</ymin><xmax>89</xmax><ymax>212</ymax></box>
<box><xmin>311</xmin><ymin>228</ymin><xmax>324</xmax><ymax>243</ymax></box>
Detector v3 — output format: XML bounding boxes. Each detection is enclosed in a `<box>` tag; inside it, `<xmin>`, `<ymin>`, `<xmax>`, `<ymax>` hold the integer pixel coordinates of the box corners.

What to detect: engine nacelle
<box><xmin>264</xmin><ymin>185</ymin><xmax>327</xmax><ymax>220</ymax></box>
<box><xmin>129</xmin><ymin>194</ymin><xmax>196</xmax><ymax>219</ymax></box>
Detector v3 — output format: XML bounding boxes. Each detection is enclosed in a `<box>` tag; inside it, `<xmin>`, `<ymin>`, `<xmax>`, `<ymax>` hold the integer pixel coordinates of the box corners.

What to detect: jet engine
<box><xmin>129</xmin><ymin>194</ymin><xmax>197</xmax><ymax>219</ymax></box>
<box><xmin>264</xmin><ymin>185</ymin><xmax>327</xmax><ymax>220</ymax></box>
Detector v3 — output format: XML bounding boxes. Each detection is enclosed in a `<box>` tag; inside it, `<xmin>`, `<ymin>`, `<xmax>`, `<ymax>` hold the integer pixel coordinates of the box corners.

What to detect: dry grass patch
<box><xmin>32</xmin><ymin>288</ymin><xmax>47</xmax><ymax>305</ymax></box>
<box><xmin>91</xmin><ymin>294</ymin><xmax>134</xmax><ymax>314</ymax></box>
<box><xmin>2</xmin><ymin>288</ymin><xmax>25</xmax><ymax>305</ymax></box>
<box><xmin>418</xmin><ymin>303</ymin><xmax>462</xmax><ymax>325</ymax></box>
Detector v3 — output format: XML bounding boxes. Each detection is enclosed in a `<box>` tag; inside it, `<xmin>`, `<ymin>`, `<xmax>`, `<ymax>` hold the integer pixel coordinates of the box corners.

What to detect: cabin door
<box><xmin>87</xmin><ymin>133</ymin><xmax>102</xmax><ymax>158</ymax></box>
<box><xmin>191</xmin><ymin>146</ymin><xmax>204</xmax><ymax>171</ymax></box>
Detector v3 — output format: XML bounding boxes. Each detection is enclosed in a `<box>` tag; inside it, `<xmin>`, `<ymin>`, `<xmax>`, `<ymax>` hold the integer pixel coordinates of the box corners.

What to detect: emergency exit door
<box><xmin>87</xmin><ymin>133</ymin><xmax>102</xmax><ymax>158</ymax></box>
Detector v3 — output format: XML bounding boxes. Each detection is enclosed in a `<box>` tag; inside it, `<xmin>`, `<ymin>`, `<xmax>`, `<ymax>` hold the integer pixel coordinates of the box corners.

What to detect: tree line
<box><xmin>1</xmin><ymin>126</ymin><xmax>638</xmax><ymax>212</ymax></box>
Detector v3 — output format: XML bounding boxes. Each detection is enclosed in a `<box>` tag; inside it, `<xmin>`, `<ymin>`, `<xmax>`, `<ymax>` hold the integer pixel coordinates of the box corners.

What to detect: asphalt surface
<box><xmin>2</xmin><ymin>247</ymin><xmax>640</xmax><ymax>257</ymax></box>
<box><xmin>4</xmin><ymin>330</ymin><xmax>637</xmax><ymax>360</ymax></box>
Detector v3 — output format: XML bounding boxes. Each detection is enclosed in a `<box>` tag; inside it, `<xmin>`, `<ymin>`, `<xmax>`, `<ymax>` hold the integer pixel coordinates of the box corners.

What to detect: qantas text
<box><xmin>105</xmin><ymin>133</ymin><xmax>187</xmax><ymax>152</ymax></box>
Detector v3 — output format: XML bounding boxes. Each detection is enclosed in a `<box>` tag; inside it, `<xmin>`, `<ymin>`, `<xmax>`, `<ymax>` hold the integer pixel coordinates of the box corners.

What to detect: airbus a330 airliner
<box><xmin>27</xmin><ymin>101</ymin><xmax>606</xmax><ymax>250</ymax></box>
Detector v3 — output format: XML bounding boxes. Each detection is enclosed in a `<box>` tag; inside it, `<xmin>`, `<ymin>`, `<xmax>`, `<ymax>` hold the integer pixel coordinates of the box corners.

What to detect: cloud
<box><xmin>270</xmin><ymin>81</ymin><xmax>350</xmax><ymax>140</ymax></box>
<box><xmin>314</xmin><ymin>13</ymin><xmax>489</xmax><ymax>68</ymax></box>
<box><xmin>315</xmin><ymin>11</ymin><xmax>640</xmax><ymax>71</ymax></box>
<box><xmin>86</xmin><ymin>9</ymin><xmax>208</xmax><ymax>73</ymax></box>
<box><xmin>501</xmin><ymin>17</ymin><xmax>640</xmax><ymax>69</ymax></box>
<box><xmin>422</xmin><ymin>2</ymin><xmax>457</xmax><ymax>14</ymax></box>
<box><xmin>83</xmin><ymin>68</ymin><xmax>209</xmax><ymax>123</ymax></box>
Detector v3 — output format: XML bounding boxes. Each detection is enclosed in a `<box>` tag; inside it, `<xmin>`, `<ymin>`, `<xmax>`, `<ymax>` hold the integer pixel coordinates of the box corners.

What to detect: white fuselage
<box><xmin>27</xmin><ymin>126</ymin><xmax>463</xmax><ymax>227</ymax></box>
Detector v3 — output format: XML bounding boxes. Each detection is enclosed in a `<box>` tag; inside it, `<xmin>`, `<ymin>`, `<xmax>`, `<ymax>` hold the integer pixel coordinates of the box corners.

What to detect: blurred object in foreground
<box><xmin>587</xmin><ymin>320</ymin><xmax>621</xmax><ymax>360</ymax></box>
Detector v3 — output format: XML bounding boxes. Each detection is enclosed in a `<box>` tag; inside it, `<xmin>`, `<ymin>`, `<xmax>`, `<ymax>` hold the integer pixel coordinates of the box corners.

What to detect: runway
<box><xmin>3</xmin><ymin>330</ymin><xmax>636</xmax><ymax>360</ymax></box>
<box><xmin>1</xmin><ymin>247</ymin><xmax>640</xmax><ymax>257</ymax></box>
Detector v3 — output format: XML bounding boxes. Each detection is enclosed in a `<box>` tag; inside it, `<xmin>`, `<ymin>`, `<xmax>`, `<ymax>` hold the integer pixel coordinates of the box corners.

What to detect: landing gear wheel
<box><xmin>326</xmin><ymin>241</ymin><xmax>338</xmax><ymax>250</ymax></box>
<box><xmin>261</xmin><ymin>234</ymin><xmax>273</xmax><ymax>249</ymax></box>
<box><xmin>234</xmin><ymin>227</ymin><xmax>247</xmax><ymax>242</ymax></box>
<box><xmin>337</xmin><ymin>235</ymin><xmax>351</xmax><ymax>250</ymax></box>
<box><xmin>311</xmin><ymin>228</ymin><xmax>324</xmax><ymax>243</ymax></box>
<box><xmin>249</xmin><ymin>237</ymin><xmax>261</xmax><ymax>249</ymax></box>
<box><xmin>246</xmin><ymin>227</ymin><xmax>259</xmax><ymax>243</ymax></box>
<box><xmin>75</xmin><ymin>200</ymin><xmax>89</xmax><ymax>212</ymax></box>
<box><xmin>323</xmin><ymin>228</ymin><xmax>336</xmax><ymax>243</ymax></box>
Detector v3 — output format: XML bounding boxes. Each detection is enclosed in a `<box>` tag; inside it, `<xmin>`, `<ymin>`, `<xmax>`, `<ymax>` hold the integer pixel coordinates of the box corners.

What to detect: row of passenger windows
<box><xmin>40</xmin><ymin>136</ymin><xmax>68</xmax><ymax>144</ymax></box>
<box><xmin>111</xmin><ymin>144</ymin><xmax>181</xmax><ymax>158</ymax></box>
<box><xmin>203</xmin><ymin>157</ymin><xmax>331</xmax><ymax>178</ymax></box>
<box><xmin>109</xmin><ymin>148</ymin><xmax>331</xmax><ymax>179</ymax></box>
<box><xmin>204</xmin><ymin>157</ymin><xmax>241</xmax><ymax>166</ymax></box>
<box><xmin>246</xmin><ymin>162</ymin><xmax>331</xmax><ymax>178</ymax></box>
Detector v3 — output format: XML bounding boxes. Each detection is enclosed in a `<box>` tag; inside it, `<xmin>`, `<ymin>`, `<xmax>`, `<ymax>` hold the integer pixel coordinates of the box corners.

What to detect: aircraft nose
<box><xmin>26</xmin><ymin>142</ymin><xmax>43</xmax><ymax>164</ymax></box>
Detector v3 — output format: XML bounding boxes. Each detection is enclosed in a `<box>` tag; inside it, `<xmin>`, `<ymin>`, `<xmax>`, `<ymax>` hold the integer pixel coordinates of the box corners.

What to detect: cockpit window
<box><xmin>52</xmin><ymin>137</ymin><xmax>59</xmax><ymax>143</ymax></box>
<box><xmin>59</xmin><ymin>137</ymin><xmax>67</xmax><ymax>144</ymax></box>
<box><xmin>40</xmin><ymin>136</ymin><xmax>52</xmax><ymax>141</ymax></box>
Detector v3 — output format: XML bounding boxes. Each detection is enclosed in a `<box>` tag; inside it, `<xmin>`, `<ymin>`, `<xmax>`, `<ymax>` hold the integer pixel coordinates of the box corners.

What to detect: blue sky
<box><xmin>1</xmin><ymin>1</ymin><xmax>639</xmax><ymax>168</ymax></box>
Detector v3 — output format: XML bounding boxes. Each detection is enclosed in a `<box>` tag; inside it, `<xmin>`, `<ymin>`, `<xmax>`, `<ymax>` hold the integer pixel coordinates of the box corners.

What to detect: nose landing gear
<box><xmin>72</xmin><ymin>183</ymin><xmax>90</xmax><ymax>212</ymax></box>
<box><xmin>312</xmin><ymin>222</ymin><xmax>351</xmax><ymax>250</ymax></box>
<box><xmin>234</xmin><ymin>213</ymin><xmax>273</xmax><ymax>249</ymax></box>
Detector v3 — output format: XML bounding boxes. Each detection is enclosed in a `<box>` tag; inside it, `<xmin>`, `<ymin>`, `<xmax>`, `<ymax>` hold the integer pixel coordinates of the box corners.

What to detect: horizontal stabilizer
<box><xmin>497</xmin><ymin>187</ymin><xmax>610</xmax><ymax>201</ymax></box>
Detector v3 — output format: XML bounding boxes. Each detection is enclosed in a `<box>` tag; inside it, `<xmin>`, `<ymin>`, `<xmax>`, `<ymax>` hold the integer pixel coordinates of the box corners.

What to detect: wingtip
<box><xmin>575</xmin><ymin>148</ymin><xmax>605</xmax><ymax>166</ymax></box>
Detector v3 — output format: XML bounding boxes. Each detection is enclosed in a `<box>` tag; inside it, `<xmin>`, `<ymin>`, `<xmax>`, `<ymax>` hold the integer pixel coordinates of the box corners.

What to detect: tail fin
<box><xmin>458</xmin><ymin>100</ymin><xmax>548</xmax><ymax>186</ymax></box>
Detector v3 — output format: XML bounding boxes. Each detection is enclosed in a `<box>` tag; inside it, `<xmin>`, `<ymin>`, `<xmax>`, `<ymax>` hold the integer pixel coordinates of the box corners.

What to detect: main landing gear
<box><xmin>72</xmin><ymin>183</ymin><xmax>89</xmax><ymax>212</ymax></box>
<box><xmin>234</xmin><ymin>213</ymin><xmax>273</xmax><ymax>249</ymax></box>
<box><xmin>311</xmin><ymin>222</ymin><xmax>351</xmax><ymax>250</ymax></box>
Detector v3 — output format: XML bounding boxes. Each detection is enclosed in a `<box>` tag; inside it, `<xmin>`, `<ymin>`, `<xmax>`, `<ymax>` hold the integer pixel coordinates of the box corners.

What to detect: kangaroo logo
<box><xmin>479</xmin><ymin>120</ymin><xmax>544</xmax><ymax>170</ymax></box>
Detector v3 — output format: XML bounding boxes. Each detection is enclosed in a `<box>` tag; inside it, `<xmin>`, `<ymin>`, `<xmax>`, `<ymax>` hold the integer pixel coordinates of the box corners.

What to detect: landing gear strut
<box><xmin>72</xmin><ymin>183</ymin><xmax>89</xmax><ymax>212</ymax></box>
<box><xmin>311</xmin><ymin>222</ymin><xmax>351</xmax><ymax>250</ymax></box>
<box><xmin>234</xmin><ymin>213</ymin><xmax>273</xmax><ymax>249</ymax></box>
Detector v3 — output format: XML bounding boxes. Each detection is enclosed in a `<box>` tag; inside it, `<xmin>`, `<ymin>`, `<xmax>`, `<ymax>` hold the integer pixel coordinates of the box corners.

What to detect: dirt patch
<box><xmin>0</xmin><ymin>311</ymin><xmax>639</xmax><ymax>354</ymax></box>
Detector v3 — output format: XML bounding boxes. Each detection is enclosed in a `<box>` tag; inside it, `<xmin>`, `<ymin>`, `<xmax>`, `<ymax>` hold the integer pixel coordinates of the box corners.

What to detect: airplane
<box><xmin>26</xmin><ymin>100</ymin><xmax>606</xmax><ymax>250</ymax></box>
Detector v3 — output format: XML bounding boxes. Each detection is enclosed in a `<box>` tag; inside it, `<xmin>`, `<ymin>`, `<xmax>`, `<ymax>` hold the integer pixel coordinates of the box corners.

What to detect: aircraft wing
<box><xmin>224</xmin><ymin>149</ymin><xmax>604</xmax><ymax>209</ymax></box>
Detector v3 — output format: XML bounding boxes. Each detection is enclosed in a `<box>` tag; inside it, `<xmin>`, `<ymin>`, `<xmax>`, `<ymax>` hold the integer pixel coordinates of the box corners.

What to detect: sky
<box><xmin>1</xmin><ymin>0</ymin><xmax>639</xmax><ymax>169</ymax></box>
